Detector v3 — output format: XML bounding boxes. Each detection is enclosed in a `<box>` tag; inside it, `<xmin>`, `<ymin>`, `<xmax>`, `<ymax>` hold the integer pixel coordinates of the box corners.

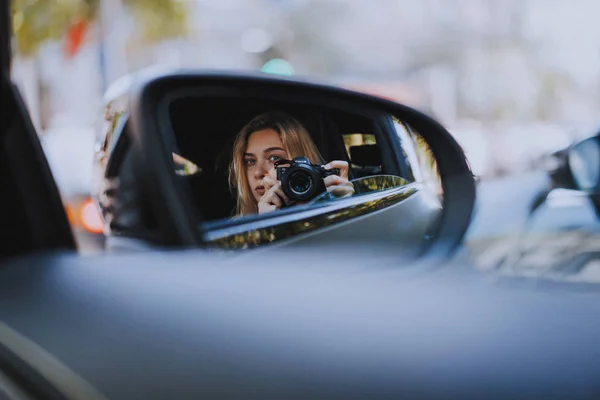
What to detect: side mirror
<box><xmin>541</xmin><ymin>134</ymin><xmax>600</xmax><ymax>193</ymax></box>
<box><xmin>568</xmin><ymin>135</ymin><xmax>600</xmax><ymax>193</ymax></box>
<box><xmin>529</xmin><ymin>134</ymin><xmax>600</xmax><ymax>216</ymax></box>
<box><xmin>97</xmin><ymin>70</ymin><xmax>475</xmax><ymax>259</ymax></box>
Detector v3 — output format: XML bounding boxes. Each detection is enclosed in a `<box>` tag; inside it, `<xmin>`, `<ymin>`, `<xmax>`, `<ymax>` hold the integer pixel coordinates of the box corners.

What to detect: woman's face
<box><xmin>244</xmin><ymin>128</ymin><xmax>288</xmax><ymax>203</ymax></box>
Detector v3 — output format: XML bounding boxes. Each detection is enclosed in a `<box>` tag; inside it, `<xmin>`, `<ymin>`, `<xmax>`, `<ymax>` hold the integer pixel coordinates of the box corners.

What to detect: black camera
<box><xmin>275</xmin><ymin>157</ymin><xmax>340</xmax><ymax>202</ymax></box>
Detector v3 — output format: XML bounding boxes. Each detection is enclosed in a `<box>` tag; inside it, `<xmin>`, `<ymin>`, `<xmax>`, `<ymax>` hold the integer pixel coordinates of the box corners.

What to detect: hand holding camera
<box><xmin>257</xmin><ymin>157</ymin><xmax>354</xmax><ymax>214</ymax></box>
<box><xmin>275</xmin><ymin>157</ymin><xmax>341</xmax><ymax>202</ymax></box>
<box><xmin>258</xmin><ymin>174</ymin><xmax>293</xmax><ymax>214</ymax></box>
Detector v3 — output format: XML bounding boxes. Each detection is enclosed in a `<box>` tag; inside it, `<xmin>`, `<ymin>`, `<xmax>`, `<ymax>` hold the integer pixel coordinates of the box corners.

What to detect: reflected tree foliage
<box><xmin>353</xmin><ymin>175</ymin><xmax>410</xmax><ymax>194</ymax></box>
<box><xmin>395</xmin><ymin>118</ymin><xmax>443</xmax><ymax>196</ymax></box>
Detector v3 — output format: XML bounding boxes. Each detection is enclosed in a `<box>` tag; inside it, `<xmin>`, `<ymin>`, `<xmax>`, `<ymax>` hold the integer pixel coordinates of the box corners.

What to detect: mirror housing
<box><xmin>529</xmin><ymin>133</ymin><xmax>600</xmax><ymax>217</ymax></box>
<box><xmin>542</xmin><ymin>134</ymin><xmax>600</xmax><ymax>194</ymax></box>
<box><xmin>568</xmin><ymin>135</ymin><xmax>600</xmax><ymax>193</ymax></box>
<box><xmin>99</xmin><ymin>70</ymin><xmax>475</xmax><ymax>257</ymax></box>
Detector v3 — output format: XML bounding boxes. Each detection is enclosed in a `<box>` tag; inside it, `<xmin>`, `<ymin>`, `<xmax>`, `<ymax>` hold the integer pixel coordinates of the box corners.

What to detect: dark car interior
<box><xmin>166</xmin><ymin>96</ymin><xmax>393</xmax><ymax>221</ymax></box>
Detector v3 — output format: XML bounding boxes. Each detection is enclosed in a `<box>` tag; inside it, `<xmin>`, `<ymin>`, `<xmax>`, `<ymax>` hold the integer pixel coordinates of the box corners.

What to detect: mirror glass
<box><xmin>569</xmin><ymin>137</ymin><xmax>600</xmax><ymax>191</ymax></box>
<box><xmin>160</xmin><ymin>94</ymin><xmax>444</xmax><ymax>252</ymax></box>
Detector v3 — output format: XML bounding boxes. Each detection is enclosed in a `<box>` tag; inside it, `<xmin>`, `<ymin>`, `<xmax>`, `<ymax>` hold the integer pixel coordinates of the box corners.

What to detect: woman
<box><xmin>229</xmin><ymin>111</ymin><xmax>354</xmax><ymax>216</ymax></box>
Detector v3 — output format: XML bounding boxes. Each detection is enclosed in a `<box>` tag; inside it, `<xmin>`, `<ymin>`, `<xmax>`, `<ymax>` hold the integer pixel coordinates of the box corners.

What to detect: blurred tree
<box><xmin>12</xmin><ymin>0</ymin><xmax>188</xmax><ymax>57</ymax></box>
<box><xmin>118</xmin><ymin>0</ymin><xmax>188</xmax><ymax>43</ymax></box>
<box><xmin>12</xmin><ymin>0</ymin><xmax>94</xmax><ymax>56</ymax></box>
<box><xmin>12</xmin><ymin>0</ymin><xmax>188</xmax><ymax>131</ymax></box>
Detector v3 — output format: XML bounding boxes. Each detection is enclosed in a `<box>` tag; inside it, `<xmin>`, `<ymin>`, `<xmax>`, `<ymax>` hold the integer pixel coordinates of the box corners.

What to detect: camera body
<box><xmin>276</xmin><ymin>157</ymin><xmax>340</xmax><ymax>202</ymax></box>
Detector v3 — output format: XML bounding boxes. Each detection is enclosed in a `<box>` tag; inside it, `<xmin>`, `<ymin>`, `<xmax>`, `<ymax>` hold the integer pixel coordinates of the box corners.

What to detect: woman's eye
<box><xmin>268</xmin><ymin>155</ymin><xmax>281</xmax><ymax>162</ymax></box>
<box><xmin>244</xmin><ymin>159</ymin><xmax>255</xmax><ymax>166</ymax></box>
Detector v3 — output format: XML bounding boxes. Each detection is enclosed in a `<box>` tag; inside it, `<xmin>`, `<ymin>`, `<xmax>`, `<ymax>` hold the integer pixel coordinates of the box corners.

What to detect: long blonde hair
<box><xmin>229</xmin><ymin>111</ymin><xmax>324</xmax><ymax>216</ymax></box>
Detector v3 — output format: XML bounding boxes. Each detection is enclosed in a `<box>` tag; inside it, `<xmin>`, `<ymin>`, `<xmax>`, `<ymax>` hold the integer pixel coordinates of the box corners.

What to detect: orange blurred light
<box><xmin>80</xmin><ymin>199</ymin><xmax>104</xmax><ymax>234</ymax></box>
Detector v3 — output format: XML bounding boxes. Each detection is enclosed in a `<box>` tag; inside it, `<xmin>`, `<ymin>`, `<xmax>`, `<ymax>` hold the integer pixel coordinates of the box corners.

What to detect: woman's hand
<box><xmin>324</xmin><ymin>160</ymin><xmax>355</xmax><ymax>198</ymax></box>
<box><xmin>257</xmin><ymin>170</ymin><xmax>294</xmax><ymax>214</ymax></box>
<box><xmin>257</xmin><ymin>161</ymin><xmax>353</xmax><ymax>214</ymax></box>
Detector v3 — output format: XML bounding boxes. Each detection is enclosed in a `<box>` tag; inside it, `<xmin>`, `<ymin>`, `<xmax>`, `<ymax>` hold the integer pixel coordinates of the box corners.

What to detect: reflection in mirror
<box><xmin>173</xmin><ymin>153</ymin><xmax>201</xmax><ymax>176</ymax></box>
<box><xmin>163</xmin><ymin>94</ymin><xmax>444</xmax><ymax>252</ymax></box>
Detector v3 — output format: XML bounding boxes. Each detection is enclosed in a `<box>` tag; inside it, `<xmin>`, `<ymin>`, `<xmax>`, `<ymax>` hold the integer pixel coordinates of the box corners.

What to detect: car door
<box><xmin>0</xmin><ymin>0</ymin><xmax>75</xmax><ymax>258</ymax></box>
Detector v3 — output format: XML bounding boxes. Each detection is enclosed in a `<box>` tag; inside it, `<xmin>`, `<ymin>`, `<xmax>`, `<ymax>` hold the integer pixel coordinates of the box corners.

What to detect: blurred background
<box><xmin>10</xmin><ymin>0</ymin><xmax>600</xmax><ymax>251</ymax></box>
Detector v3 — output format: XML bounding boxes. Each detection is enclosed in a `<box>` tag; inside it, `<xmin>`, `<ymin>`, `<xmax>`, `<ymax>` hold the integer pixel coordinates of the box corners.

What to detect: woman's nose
<box><xmin>254</xmin><ymin>160</ymin><xmax>269</xmax><ymax>179</ymax></box>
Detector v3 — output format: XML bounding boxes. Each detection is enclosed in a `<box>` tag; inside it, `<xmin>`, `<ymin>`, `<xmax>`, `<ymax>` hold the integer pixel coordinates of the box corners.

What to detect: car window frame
<box><xmin>204</xmin><ymin>181</ymin><xmax>421</xmax><ymax>249</ymax></box>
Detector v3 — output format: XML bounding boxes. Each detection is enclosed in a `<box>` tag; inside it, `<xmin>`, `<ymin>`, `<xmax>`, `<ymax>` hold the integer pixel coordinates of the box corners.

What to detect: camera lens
<box><xmin>288</xmin><ymin>170</ymin><xmax>312</xmax><ymax>195</ymax></box>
